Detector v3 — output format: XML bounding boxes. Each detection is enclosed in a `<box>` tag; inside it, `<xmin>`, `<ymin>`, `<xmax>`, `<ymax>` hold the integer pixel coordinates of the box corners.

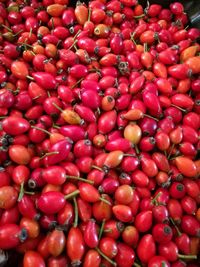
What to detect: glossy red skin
<box><xmin>57</xmin><ymin>201</ymin><xmax>74</xmax><ymax>226</ymax></box>
<box><xmin>158</xmin><ymin>241</ymin><xmax>179</xmax><ymax>262</ymax></box>
<box><xmin>2</xmin><ymin>117</ymin><xmax>30</xmax><ymax>135</ymax></box>
<box><xmin>148</xmin><ymin>256</ymin><xmax>170</xmax><ymax>267</ymax></box>
<box><xmin>134</xmin><ymin>210</ymin><xmax>153</xmax><ymax>233</ymax></box>
<box><xmin>137</xmin><ymin>234</ymin><xmax>156</xmax><ymax>263</ymax></box>
<box><xmin>175</xmin><ymin>233</ymin><xmax>191</xmax><ymax>255</ymax></box>
<box><xmin>0</xmin><ymin>223</ymin><xmax>27</xmax><ymax>249</ymax></box>
<box><xmin>99</xmin><ymin>237</ymin><xmax>118</xmax><ymax>259</ymax></box>
<box><xmin>23</xmin><ymin>250</ymin><xmax>45</xmax><ymax>267</ymax></box>
<box><xmin>181</xmin><ymin>215</ymin><xmax>200</xmax><ymax>237</ymax></box>
<box><xmin>92</xmin><ymin>194</ymin><xmax>112</xmax><ymax>222</ymax></box>
<box><xmin>84</xmin><ymin>219</ymin><xmax>99</xmax><ymax>248</ymax></box>
<box><xmin>83</xmin><ymin>249</ymin><xmax>101</xmax><ymax>267</ymax></box>
<box><xmin>104</xmin><ymin>220</ymin><xmax>124</xmax><ymax>240</ymax></box>
<box><xmin>112</xmin><ymin>204</ymin><xmax>133</xmax><ymax>223</ymax></box>
<box><xmin>115</xmin><ymin>242</ymin><xmax>135</xmax><ymax>267</ymax></box>
<box><xmin>45</xmin><ymin>139</ymin><xmax>72</xmax><ymax>165</ymax></box>
<box><xmin>152</xmin><ymin>223</ymin><xmax>173</xmax><ymax>244</ymax></box>
<box><xmin>66</xmin><ymin>227</ymin><xmax>85</xmax><ymax>265</ymax></box>
<box><xmin>1</xmin><ymin>1</ymin><xmax>200</xmax><ymax>265</ymax></box>
<box><xmin>37</xmin><ymin>191</ymin><xmax>65</xmax><ymax>214</ymax></box>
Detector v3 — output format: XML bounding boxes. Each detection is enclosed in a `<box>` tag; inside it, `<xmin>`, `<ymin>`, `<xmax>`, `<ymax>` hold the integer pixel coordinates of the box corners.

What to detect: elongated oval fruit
<box><xmin>174</xmin><ymin>156</ymin><xmax>197</xmax><ymax>178</ymax></box>
<box><xmin>2</xmin><ymin>117</ymin><xmax>30</xmax><ymax>135</ymax></box>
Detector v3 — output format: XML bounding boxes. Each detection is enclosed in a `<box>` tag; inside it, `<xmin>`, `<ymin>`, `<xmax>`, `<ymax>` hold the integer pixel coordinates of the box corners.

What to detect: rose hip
<box><xmin>0</xmin><ymin>0</ymin><xmax>200</xmax><ymax>265</ymax></box>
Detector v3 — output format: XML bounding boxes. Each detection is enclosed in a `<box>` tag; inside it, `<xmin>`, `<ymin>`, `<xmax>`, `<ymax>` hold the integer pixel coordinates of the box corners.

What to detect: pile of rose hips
<box><xmin>0</xmin><ymin>0</ymin><xmax>200</xmax><ymax>266</ymax></box>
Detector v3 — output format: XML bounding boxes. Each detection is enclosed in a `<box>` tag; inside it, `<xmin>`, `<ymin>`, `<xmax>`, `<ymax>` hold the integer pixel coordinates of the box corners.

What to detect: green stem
<box><xmin>32</xmin><ymin>95</ymin><xmax>41</xmax><ymax>100</ymax></box>
<box><xmin>130</xmin><ymin>32</ymin><xmax>137</xmax><ymax>45</ymax></box>
<box><xmin>24</xmin><ymin>191</ymin><xmax>35</xmax><ymax>195</ymax></box>
<box><xmin>1</xmin><ymin>24</ymin><xmax>12</xmax><ymax>32</ymax></box>
<box><xmin>134</xmin><ymin>14</ymin><xmax>145</xmax><ymax>19</ymax></box>
<box><xmin>73</xmin><ymin>197</ymin><xmax>78</xmax><ymax>228</ymax></box>
<box><xmin>70</xmin><ymin>78</ymin><xmax>84</xmax><ymax>89</ymax></box>
<box><xmin>73</xmin><ymin>29</ymin><xmax>81</xmax><ymax>40</ymax></box>
<box><xmin>29</xmin><ymin>27</ymin><xmax>33</xmax><ymax>38</ymax></box>
<box><xmin>99</xmin><ymin>196</ymin><xmax>111</xmax><ymax>206</ymax></box>
<box><xmin>67</xmin><ymin>39</ymin><xmax>78</xmax><ymax>51</ymax></box>
<box><xmin>133</xmin><ymin>262</ymin><xmax>142</xmax><ymax>267</ymax></box>
<box><xmin>143</xmin><ymin>113</ymin><xmax>159</xmax><ymax>121</ymax></box>
<box><xmin>26</xmin><ymin>75</ymin><xmax>34</xmax><ymax>81</ymax></box>
<box><xmin>52</xmin><ymin>124</ymin><xmax>60</xmax><ymax>129</ymax></box>
<box><xmin>134</xmin><ymin>144</ymin><xmax>140</xmax><ymax>155</ymax></box>
<box><xmin>171</xmin><ymin>104</ymin><xmax>186</xmax><ymax>113</ymax></box>
<box><xmin>151</xmin><ymin>192</ymin><xmax>162</xmax><ymax>205</ymax></box>
<box><xmin>64</xmin><ymin>190</ymin><xmax>80</xmax><ymax>200</ymax></box>
<box><xmin>92</xmin><ymin>165</ymin><xmax>103</xmax><ymax>172</ymax></box>
<box><xmin>51</xmin><ymin>18</ymin><xmax>55</xmax><ymax>30</ymax></box>
<box><xmin>95</xmin><ymin>247</ymin><xmax>117</xmax><ymax>266</ymax></box>
<box><xmin>17</xmin><ymin>42</ymin><xmax>33</xmax><ymax>49</ymax></box>
<box><xmin>98</xmin><ymin>219</ymin><xmax>105</xmax><ymax>240</ymax></box>
<box><xmin>170</xmin><ymin>218</ymin><xmax>182</xmax><ymax>236</ymax></box>
<box><xmin>178</xmin><ymin>254</ymin><xmax>197</xmax><ymax>260</ymax></box>
<box><xmin>47</xmin><ymin>91</ymin><xmax>51</xmax><ymax>97</ymax></box>
<box><xmin>18</xmin><ymin>182</ymin><xmax>24</xmax><ymax>201</ymax></box>
<box><xmin>167</xmin><ymin>143</ymin><xmax>175</xmax><ymax>160</ymax></box>
<box><xmin>40</xmin><ymin>151</ymin><xmax>59</xmax><ymax>160</ymax></box>
<box><xmin>144</xmin><ymin>43</ymin><xmax>148</xmax><ymax>52</ymax></box>
<box><xmin>52</xmin><ymin>102</ymin><xmax>63</xmax><ymax>112</ymax></box>
<box><xmin>88</xmin><ymin>8</ymin><xmax>92</xmax><ymax>22</ymax></box>
<box><xmin>66</xmin><ymin>175</ymin><xmax>94</xmax><ymax>185</ymax></box>
<box><xmin>31</xmin><ymin>125</ymin><xmax>51</xmax><ymax>135</ymax></box>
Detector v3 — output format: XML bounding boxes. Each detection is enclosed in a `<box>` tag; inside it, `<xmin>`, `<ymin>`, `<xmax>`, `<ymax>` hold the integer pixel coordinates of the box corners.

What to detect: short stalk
<box><xmin>151</xmin><ymin>192</ymin><xmax>162</xmax><ymax>205</ymax></box>
<box><xmin>64</xmin><ymin>190</ymin><xmax>80</xmax><ymax>200</ymax></box>
<box><xmin>134</xmin><ymin>14</ymin><xmax>145</xmax><ymax>19</ymax></box>
<box><xmin>31</xmin><ymin>125</ymin><xmax>51</xmax><ymax>135</ymax></box>
<box><xmin>143</xmin><ymin>113</ymin><xmax>159</xmax><ymax>121</ymax></box>
<box><xmin>88</xmin><ymin>8</ymin><xmax>92</xmax><ymax>22</ymax></box>
<box><xmin>1</xmin><ymin>24</ymin><xmax>12</xmax><ymax>32</ymax></box>
<box><xmin>52</xmin><ymin>102</ymin><xmax>63</xmax><ymax>112</ymax></box>
<box><xmin>32</xmin><ymin>95</ymin><xmax>41</xmax><ymax>100</ymax></box>
<box><xmin>70</xmin><ymin>78</ymin><xmax>84</xmax><ymax>89</ymax></box>
<box><xmin>171</xmin><ymin>104</ymin><xmax>186</xmax><ymax>113</ymax></box>
<box><xmin>73</xmin><ymin>29</ymin><xmax>81</xmax><ymax>40</ymax></box>
<box><xmin>18</xmin><ymin>42</ymin><xmax>33</xmax><ymax>49</ymax></box>
<box><xmin>95</xmin><ymin>247</ymin><xmax>117</xmax><ymax>266</ymax></box>
<box><xmin>66</xmin><ymin>175</ymin><xmax>94</xmax><ymax>185</ymax></box>
<box><xmin>18</xmin><ymin>182</ymin><xmax>25</xmax><ymax>201</ymax></box>
<box><xmin>103</xmin><ymin>229</ymin><xmax>113</xmax><ymax>233</ymax></box>
<box><xmin>144</xmin><ymin>43</ymin><xmax>148</xmax><ymax>53</ymax></box>
<box><xmin>73</xmin><ymin>197</ymin><xmax>78</xmax><ymax>228</ymax></box>
<box><xmin>178</xmin><ymin>254</ymin><xmax>197</xmax><ymax>260</ymax></box>
<box><xmin>167</xmin><ymin>143</ymin><xmax>175</xmax><ymax>159</ymax></box>
<box><xmin>40</xmin><ymin>151</ymin><xmax>59</xmax><ymax>160</ymax></box>
<box><xmin>170</xmin><ymin>218</ymin><xmax>182</xmax><ymax>236</ymax></box>
<box><xmin>51</xmin><ymin>18</ymin><xmax>55</xmax><ymax>30</ymax></box>
<box><xmin>29</xmin><ymin>27</ymin><xmax>33</xmax><ymax>38</ymax></box>
<box><xmin>98</xmin><ymin>219</ymin><xmax>105</xmax><ymax>240</ymax></box>
<box><xmin>99</xmin><ymin>196</ymin><xmax>111</xmax><ymax>206</ymax></box>
<box><xmin>26</xmin><ymin>75</ymin><xmax>34</xmax><ymax>81</ymax></box>
<box><xmin>92</xmin><ymin>165</ymin><xmax>103</xmax><ymax>172</ymax></box>
<box><xmin>67</xmin><ymin>39</ymin><xmax>78</xmax><ymax>51</ymax></box>
<box><xmin>134</xmin><ymin>144</ymin><xmax>140</xmax><ymax>155</ymax></box>
<box><xmin>52</xmin><ymin>124</ymin><xmax>60</xmax><ymax>129</ymax></box>
<box><xmin>24</xmin><ymin>191</ymin><xmax>35</xmax><ymax>195</ymax></box>
<box><xmin>130</xmin><ymin>32</ymin><xmax>137</xmax><ymax>45</ymax></box>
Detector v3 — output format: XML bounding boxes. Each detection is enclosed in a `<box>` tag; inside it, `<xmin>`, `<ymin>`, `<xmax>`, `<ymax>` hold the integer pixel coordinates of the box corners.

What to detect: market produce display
<box><xmin>0</xmin><ymin>0</ymin><xmax>200</xmax><ymax>266</ymax></box>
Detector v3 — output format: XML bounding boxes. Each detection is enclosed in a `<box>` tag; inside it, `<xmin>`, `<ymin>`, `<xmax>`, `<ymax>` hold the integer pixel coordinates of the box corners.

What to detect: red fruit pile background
<box><xmin>0</xmin><ymin>0</ymin><xmax>200</xmax><ymax>266</ymax></box>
